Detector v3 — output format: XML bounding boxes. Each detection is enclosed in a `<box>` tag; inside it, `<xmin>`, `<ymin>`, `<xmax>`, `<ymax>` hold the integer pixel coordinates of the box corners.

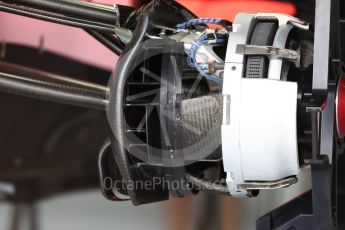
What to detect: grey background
<box><xmin>0</xmin><ymin>169</ymin><xmax>311</xmax><ymax>230</ymax></box>
<box><xmin>0</xmin><ymin>191</ymin><xmax>165</xmax><ymax>230</ymax></box>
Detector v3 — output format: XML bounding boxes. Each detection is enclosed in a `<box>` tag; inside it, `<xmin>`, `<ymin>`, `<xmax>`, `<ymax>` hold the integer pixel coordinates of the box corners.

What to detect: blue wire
<box><xmin>177</xmin><ymin>18</ymin><xmax>222</xmax><ymax>29</ymax></box>
<box><xmin>188</xmin><ymin>36</ymin><xmax>224</xmax><ymax>84</ymax></box>
<box><xmin>177</xmin><ymin>19</ymin><xmax>227</xmax><ymax>84</ymax></box>
<box><xmin>192</xmin><ymin>40</ymin><xmax>223</xmax><ymax>83</ymax></box>
<box><xmin>188</xmin><ymin>34</ymin><xmax>208</xmax><ymax>67</ymax></box>
<box><xmin>188</xmin><ymin>34</ymin><xmax>208</xmax><ymax>61</ymax></box>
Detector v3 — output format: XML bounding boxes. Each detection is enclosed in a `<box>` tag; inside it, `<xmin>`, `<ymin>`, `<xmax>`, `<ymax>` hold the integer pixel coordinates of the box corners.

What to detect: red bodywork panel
<box><xmin>177</xmin><ymin>0</ymin><xmax>296</xmax><ymax>21</ymax></box>
<box><xmin>0</xmin><ymin>0</ymin><xmax>296</xmax><ymax>71</ymax></box>
<box><xmin>337</xmin><ymin>76</ymin><xmax>345</xmax><ymax>138</ymax></box>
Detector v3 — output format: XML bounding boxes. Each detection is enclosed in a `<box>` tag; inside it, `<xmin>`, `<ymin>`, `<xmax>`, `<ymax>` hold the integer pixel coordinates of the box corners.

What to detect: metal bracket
<box><xmin>236</xmin><ymin>44</ymin><xmax>299</xmax><ymax>60</ymax></box>
<box><xmin>304</xmin><ymin>107</ymin><xmax>328</xmax><ymax>165</ymax></box>
<box><xmin>255</xmin><ymin>13</ymin><xmax>310</xmax><ymax>30</ymax></box>
<box><xmin>239</xmin><ymin>177</ymin><xmax>298</xmax><ymax>190</ymax></box>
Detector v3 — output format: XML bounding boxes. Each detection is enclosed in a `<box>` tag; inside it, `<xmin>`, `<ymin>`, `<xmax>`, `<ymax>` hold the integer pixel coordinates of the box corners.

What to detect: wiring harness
<box><xmin>177</xmin><ymin>18</ymin><xmax>231</xmax><ymax>84</ymax></box>
<box><xmin>176</xmin><ymin>18</ymin><xmax>232</xmax><ymax>30</ymax></box>
<box><xmin>188</xmin><ymin>33</ymin><xmax>225</xmax><ymax>84</ymax></box>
